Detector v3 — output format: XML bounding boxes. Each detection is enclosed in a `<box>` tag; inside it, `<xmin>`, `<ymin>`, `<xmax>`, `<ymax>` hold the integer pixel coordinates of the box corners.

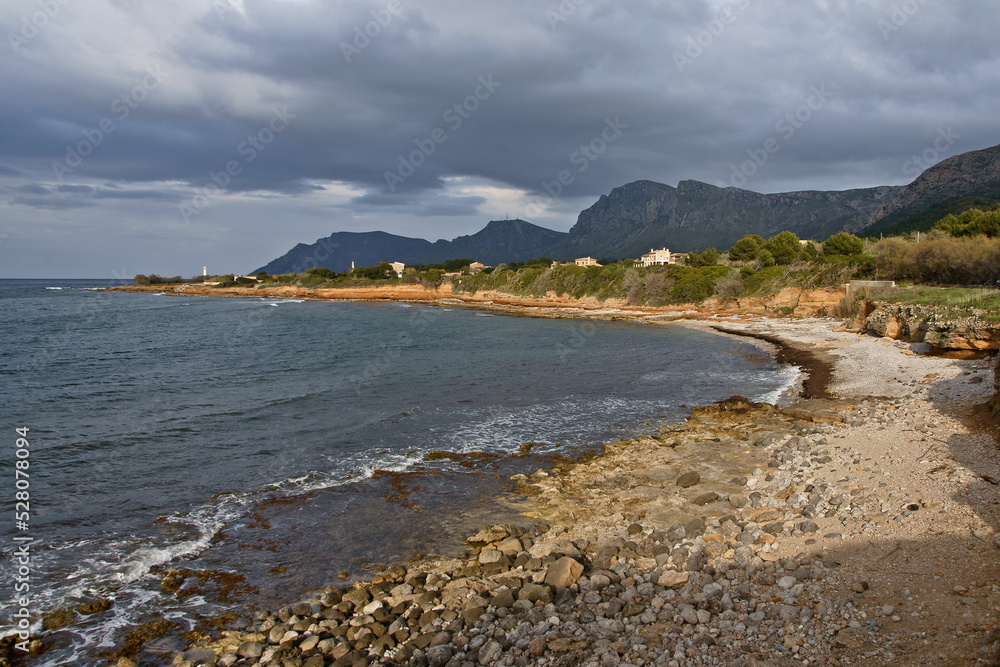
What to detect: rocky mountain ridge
<box><xmin>256</xmin><ymin>142</ymin><xmax>999</xmax><ymax>272</ymax></box>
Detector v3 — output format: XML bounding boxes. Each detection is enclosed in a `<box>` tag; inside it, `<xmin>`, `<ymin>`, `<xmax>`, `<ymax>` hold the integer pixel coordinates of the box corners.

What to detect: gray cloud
<box><xmin>1</xmin><ymin>0</ymin><xmax>998</xmax><ymax>277</ymax></box>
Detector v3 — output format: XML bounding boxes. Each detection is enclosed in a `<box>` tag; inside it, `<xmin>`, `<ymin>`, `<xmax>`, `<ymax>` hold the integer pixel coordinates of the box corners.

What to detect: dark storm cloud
<box><xmin>1</xmin><ymin>0</ymin><xmax>999</xmax><ymax>277</ymax></box>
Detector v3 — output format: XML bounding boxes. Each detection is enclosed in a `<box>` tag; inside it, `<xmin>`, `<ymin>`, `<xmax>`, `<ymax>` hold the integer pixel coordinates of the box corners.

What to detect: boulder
<box><xmin>544</xmin><ymin>556</ymin><xmax>584</xmax><ymax>589</ymax></box>
<box><xmin>496</xmin><ymin>536</ymin><xmax>523</xmax><ymax>556</ymax></box>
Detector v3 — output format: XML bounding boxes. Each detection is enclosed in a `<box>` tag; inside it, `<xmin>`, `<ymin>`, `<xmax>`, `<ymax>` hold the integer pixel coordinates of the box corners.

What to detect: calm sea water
<box><xmin>0</xmin><ymin>279</ymin><xmax>797</xmax><ymax>665</ymax></box>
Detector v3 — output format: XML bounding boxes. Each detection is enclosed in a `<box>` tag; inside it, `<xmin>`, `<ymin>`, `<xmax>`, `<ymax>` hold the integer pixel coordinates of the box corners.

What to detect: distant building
<box><xmin>551</xmin><ymin>260</ymin><xmax>563</xmax><ymax>268</ymax></box>
<box><xmin>468</xmin><ymin>262</ymin><xmax>486</xmax><ymax>274</ymax></box>
<box><xmin>390</xmin><ymin>261</ymin><xmax>405</xmax><ymax>278</ymax></box>
<box><xmin>637</xmin><ymin>247</ymin><xmax>673</xmax><ymax>267</ymax></box>
<box><xmin>575</xmin><ymin>257</ymin><xmax>602</xmax><ymax>267</ymax></box>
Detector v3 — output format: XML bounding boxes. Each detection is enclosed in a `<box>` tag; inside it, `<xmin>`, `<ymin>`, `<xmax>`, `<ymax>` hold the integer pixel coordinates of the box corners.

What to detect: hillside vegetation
<box><xmin>141</xmin><ymin>206</ymin><xmax>1000</xmax><ymax>313</ymax></box>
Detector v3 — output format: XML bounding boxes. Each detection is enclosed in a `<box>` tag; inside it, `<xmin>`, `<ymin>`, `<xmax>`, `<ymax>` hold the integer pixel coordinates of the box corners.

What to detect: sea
<box><xmin>0</xmin><ymin>278</ymin><xmax>799</xmax><ymax>665</ymax></box>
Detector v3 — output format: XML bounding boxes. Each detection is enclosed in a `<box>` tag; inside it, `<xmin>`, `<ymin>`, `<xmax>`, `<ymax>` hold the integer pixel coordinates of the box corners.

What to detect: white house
<box><xmin>390</xmin><ymin>262</ymin><xmax>405</xmax><ymax>278</ymax></box>
<box><xmin>637</xmin><ymin>248</ymin><xmax>673</xmax><ymax>267</ymax></box>
<box><xmin>575</xmin><ymin>257</ymin><xmax>602</xmax><ymax>267</ymax></box>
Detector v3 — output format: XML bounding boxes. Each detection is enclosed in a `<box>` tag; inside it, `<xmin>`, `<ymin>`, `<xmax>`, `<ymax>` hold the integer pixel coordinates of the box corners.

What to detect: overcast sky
<box><xmin>1</xmin><ymin>0</ymin><xmax>997</xmax><ymax>278</ymax></box>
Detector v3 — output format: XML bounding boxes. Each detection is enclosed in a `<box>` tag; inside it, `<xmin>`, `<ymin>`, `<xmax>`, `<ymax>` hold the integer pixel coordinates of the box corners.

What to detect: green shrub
<box><xmin>728</xmin><ymin>235</ymin><xmax>766</xmax><ymax>262</ymax></box>
<box><xmin>684</xmin><ymin>248</ymin><xmax>720</xmax><ymax>267</ymax></box>
<box><xmin>935</xmin><ymin>204</ymin><xmax>1000</xmax><ymax>238</ymax></box>
<box><xmin>823</xmin><ymin>232</ymin><xmax>864</xmax><ymax>256</ymax></box>
<box><xmin>764</xmin><ymin>231</ymin><xmax>802</xmax><ymax>265</ymax></box>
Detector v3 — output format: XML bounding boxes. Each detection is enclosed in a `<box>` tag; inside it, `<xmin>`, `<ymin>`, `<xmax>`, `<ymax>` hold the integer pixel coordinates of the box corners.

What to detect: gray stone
<box><xmin>478</xmin><ymin>640</ymin><xmax>502</xmax><ymax>665</ymax></box>
<box><xmin>776</xmin><ymin>576</ymin><xmax>797</xmax><ymax>590</ymax></box>
<box><xmin>425</xmin><ymin>644</ymin><xmax>453</xmax><ymax>667</ymax></box>
<box><xmin>797</xmin><ymin>520</ymin><xmax>820</xmax><ymax>534</ymax></box>
<box><xmin>676</xmin><ymin>472</ymin><xmax>701</xmax><ymax>488</ymax></box>
<box><xmin>491</xmin><ymin>588</ymin><xmax>515</xmax><ymax>608</ymax></box>
<box><xmin>702</xmin><ymin>582</ymin><xmax>723</xmax><ymax>599</ymax></box>
<box><xmin>680</xmin><ymin>607</ymin><xmax>699</xmax><ymax>624</ymax></box>
<box><xmin>729</xmin><ymin>494</ymin><xmax>749</xmax><ymax>508</ymax></box>
<box><xmin>778</xmin><ymin>605</ymin><xmax>800</xmax><ymax>622</ymax></box>
<box><xmin>762</xmin><ymin>522</ymin><xmax>784</xmax><ymax>536</ymax></box>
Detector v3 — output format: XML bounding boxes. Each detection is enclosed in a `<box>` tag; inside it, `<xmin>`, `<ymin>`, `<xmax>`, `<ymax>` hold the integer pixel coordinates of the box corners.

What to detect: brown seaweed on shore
<box><xmin>711</xmin><ymin>325</ymin><xmax>834</xmax><ymax>398</ymax></box>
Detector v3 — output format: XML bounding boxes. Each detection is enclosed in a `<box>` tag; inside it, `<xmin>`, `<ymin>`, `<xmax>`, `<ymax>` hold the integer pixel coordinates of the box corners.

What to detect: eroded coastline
<box><xmin>23</xmin><ymin>288</ymin><xmax>1000</xmax><ymax>667</ymax></box>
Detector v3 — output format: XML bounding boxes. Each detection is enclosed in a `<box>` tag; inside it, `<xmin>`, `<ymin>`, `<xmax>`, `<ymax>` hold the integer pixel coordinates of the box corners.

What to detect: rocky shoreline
<box><xmin>131</xmin><ymin>314</ymin><xmax>1000</xmax><ymax>667</ymax></box>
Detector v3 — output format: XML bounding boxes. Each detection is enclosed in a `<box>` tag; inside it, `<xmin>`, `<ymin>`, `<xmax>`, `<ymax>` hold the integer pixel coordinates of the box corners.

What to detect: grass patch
<box><xmin>872</xmin><ymin>286</ymin><xmax>1000</xmax><ymax>322</ymax></box>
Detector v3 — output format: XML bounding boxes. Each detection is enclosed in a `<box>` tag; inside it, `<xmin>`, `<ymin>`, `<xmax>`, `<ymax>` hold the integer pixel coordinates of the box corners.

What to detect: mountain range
<box><xmin>255</xmin><ymin>143</ymin><xmax>1000</xmax><ymax>274</ymax></box>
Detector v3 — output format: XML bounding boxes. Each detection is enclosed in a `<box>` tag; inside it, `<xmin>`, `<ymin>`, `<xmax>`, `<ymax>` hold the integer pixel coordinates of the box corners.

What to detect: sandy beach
<box><xmin>95</xmin><ymin>287</ymin><xmax>1000</xmax><ymax>666</ymax></box>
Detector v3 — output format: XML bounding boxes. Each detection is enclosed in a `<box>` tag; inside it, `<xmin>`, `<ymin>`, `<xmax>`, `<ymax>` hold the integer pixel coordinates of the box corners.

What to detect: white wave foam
<box><xmin>754</xmin><ymin>365</ymin><xmax>801</xmax><ymax>405</ymax></box>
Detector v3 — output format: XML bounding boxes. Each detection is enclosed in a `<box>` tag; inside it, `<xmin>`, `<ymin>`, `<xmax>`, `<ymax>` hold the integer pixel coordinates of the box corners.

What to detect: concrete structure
<box><xmin>575</xmin><ymin>257</ymin><xmax>602</xmax><ymax>267</ymax></box>
<box><xmin>390</xmin><ymin>262</ymin><xmax>405</xmax><ymax>278</ymax></box>
<box><xmin>637</xmin><ymin>247</ymin><xmax>674</xmax><ymax>267</ymax></box>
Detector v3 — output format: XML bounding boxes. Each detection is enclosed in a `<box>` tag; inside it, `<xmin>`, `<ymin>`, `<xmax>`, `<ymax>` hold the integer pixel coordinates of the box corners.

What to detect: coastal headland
<box><xmin>60</xmin><ymin>284</ymin><xmax>1000</xmax><ymax>666</ymax></box>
